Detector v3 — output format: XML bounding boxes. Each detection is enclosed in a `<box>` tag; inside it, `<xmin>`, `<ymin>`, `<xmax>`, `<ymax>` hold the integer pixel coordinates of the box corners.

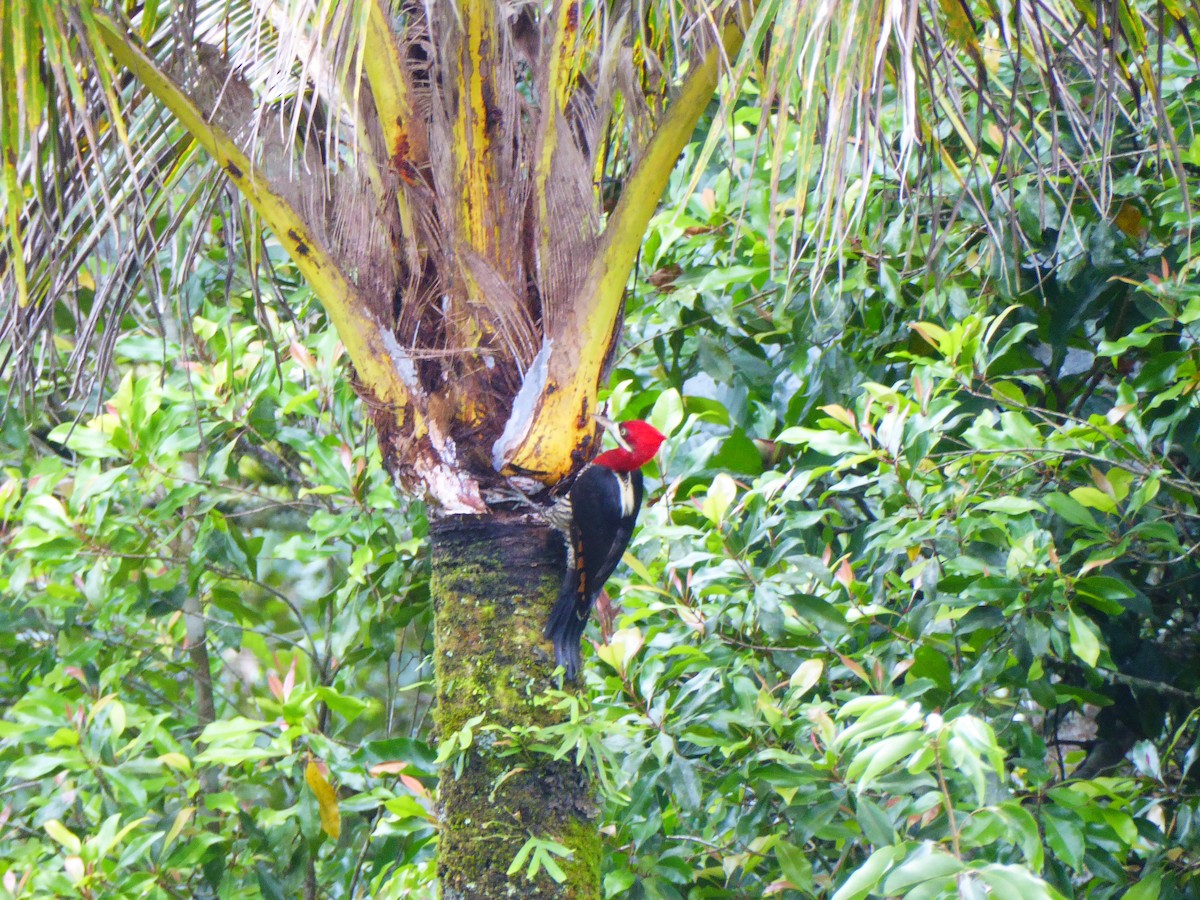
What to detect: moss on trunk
<box><xmin>431</xmin><ymin>514</ymin><xmax>600</xmax><ymax>899</ymax></box>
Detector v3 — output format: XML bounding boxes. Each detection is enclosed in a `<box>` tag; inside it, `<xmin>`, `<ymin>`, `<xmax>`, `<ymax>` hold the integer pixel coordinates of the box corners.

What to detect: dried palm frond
<box><xmin>2</xmin><ymin>0</ymin><xmax>1193</xmax><ymax>501</ymax></box>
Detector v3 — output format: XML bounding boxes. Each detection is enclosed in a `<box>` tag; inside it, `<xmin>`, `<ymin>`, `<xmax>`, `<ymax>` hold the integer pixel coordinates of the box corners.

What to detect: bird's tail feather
<box><xmin>544</xmin><ymin>572</ymin><xmax>587</xmax><ymax>679</ymax></box>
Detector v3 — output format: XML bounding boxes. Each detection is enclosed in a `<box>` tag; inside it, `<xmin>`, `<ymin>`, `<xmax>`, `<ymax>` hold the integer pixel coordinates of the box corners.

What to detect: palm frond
<box><xmin>718</xmin><ymin>0</ymin><xmax>1199</xmax><ymax>292</ymax></box>
<box><xmin>0</xmin><ymin>1</ymin><xmax>222</xmax><ymax>410</ymax></box>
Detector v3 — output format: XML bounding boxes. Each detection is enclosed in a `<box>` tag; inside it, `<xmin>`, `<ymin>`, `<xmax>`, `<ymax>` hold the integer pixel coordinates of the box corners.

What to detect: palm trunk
<box><xmin>430</xmin><ymin>514</ymin><xmax>601</xmax><ymax>898</ymax></box>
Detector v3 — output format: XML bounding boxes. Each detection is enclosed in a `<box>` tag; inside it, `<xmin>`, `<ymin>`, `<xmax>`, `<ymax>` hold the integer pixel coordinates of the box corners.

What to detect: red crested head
<box><xmin>593</xmin><ymin>419</ymin><xmax>667</xmax><ymax>472</ymax></box>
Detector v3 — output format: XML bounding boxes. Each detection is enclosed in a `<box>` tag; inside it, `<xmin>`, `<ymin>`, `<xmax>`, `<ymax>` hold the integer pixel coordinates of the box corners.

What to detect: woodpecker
<box><xmin>544</xmin><ymin>418</ymin><xmax>667</xmax><ymax>679</ymax></box>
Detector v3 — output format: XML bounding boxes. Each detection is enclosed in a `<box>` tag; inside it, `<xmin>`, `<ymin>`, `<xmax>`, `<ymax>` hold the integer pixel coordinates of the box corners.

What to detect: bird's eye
<box><xmin>620</xmin><ymin>425</ymin><xmax>629</xmax><ymax>437</ymax></box>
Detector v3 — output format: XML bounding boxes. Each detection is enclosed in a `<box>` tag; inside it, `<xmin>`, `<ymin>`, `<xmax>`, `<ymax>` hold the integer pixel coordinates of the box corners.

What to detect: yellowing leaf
<box><xmin>44</xmin><ymin>819</ymin><xmax>82</xmax><ymax>854</ymax></box>
<box><xmin>702</xmin><ymin>472</ymin><xmax>737</xmax><ymax>524</ymax></box>
<box><xmin>593</xmin><ymin>627</ymin><xmax>645</xmax><ymax>678</ymax></box>
<box><xmin>1106</xmin><ymin>403</ymin><xmax>1135</xmax><ymax>424</ymax></box>
<box><xmin>817</xmin><ymin>404</ymin><xmax>857</xmax><ymax>429</ymax></box>
<box><xmin>939</xmin><ymin>0</ymin><xmax>979</xmax><ymax>51</ymax></box>
<box><xmin>1068</xmin><ymin>611</ymin><xmax>1101</xmax><ymax>668</ymax></box>
<box><xmin>1105</xmin><ymin>467</ymin><xmax>1133</xmax><ymax>502</ymax></box>
<box><xmin>1113</xmin><ymin>203</ymin><xmax>1145</xmax><ymax>239</ymax></box>
<box><xmin>789</xmin><ymin>659</ymin><xmax>824</xmax><ymax>697</ymax></box>
<box><xmin>306</xmin><ymin>761</ymin><xmax>341</xmax><ymax>840</ymax></box>
<box><xmin>108</xmin><ymin>700</ymin><xmax>126</xmax><ymax>740</ymax></box>
<box><xmin>910</xmin><ymin>321</ymin><xmax>949</xmax><ymax>354</ymax></box>
<box><xmin>650</xmin><ymin>388</ymin><xmax>684</xmax><ymax>438</ymax></box>
<box><xmin>162</xmin><ymin>806</ymin><xmax>195</xmax><ymax>852</ymax></box>
<box><xmin>1069</xmin><ymin>486</ymin><xmax>1118</xmax><ymax>514</ymax></box>
<box><xmin>837</xmin><ymin>653</ymin><xmax>871</xmax><ymax>685</ymax></box>
<box><xmin>156</xmin><ymin>752</ymin><xmax>192</xmax><ymax>774</ymax></box>
<box><xmin>289</xmin><ymin>342</ymin><xmax>316</xmax><ymax>372</ymax></box>
<box><xmin>1078</xmin><ymin>557</ymin><xmax>1114</xmax><ymax>576</ymax></box>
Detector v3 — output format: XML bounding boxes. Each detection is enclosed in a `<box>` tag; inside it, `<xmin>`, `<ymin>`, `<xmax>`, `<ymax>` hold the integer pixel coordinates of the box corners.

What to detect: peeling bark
<box><xmin>431</xmin><ymin>515</ymin><xmax>600</xmax><ymax>899</ymax></box>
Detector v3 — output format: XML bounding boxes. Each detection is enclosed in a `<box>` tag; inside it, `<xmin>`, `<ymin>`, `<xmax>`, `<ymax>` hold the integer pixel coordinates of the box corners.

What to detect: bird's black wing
<box><xmin>581</xmin><ymin>468</ymin><xmax>642</xmax><ymax>592</ymax></box>
<box><xmin>543</xmin><ymin>467</ymin><xmax>643</xmax><ymax>678</ymax></box>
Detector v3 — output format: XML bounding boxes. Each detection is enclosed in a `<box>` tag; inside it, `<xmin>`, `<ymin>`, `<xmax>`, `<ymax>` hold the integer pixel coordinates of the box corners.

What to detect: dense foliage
<box><xmin>0</xmin><ymin>269</ymin><xmax>439</xmax><ymax>896</ymax></box>
<box><xmin>582</xmin><ymin>35</ymin><xmax>1200</xmax><ymax>897</ymax></box>
<box><xmin>3</xmin><ymin>17</ymin><xmax>1200</xmax><ymax>900</ymax></box>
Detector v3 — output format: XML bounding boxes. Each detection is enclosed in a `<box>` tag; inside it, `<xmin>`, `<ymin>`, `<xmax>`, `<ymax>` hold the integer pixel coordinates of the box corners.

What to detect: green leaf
<box><xmin>535</xmin><ymin>847</ymin><xmax>567</xmax><ymax>883</ymax></box>
<box><xmin>846</xmin><ymin>732</ymin><xmax>926</xmax><ymax>791</ymax></box>
<box><xmin>832</xmin><ymin>844</ymin><xmax>905</xmax><ymax>900</ymax></box>
<box><xmin>1074</xmin><ymin>576</ymin><xmax>1135</xmax><ymax>615</ymax></box>
<box><xmin>198</xmin><ymin>717</ymin><xmax>269</xmax><ymax>743</ymax></box>
<box><xmin>788</xmin><ymin>594</ymin><xmax>848</xmax><ymax>633</ymax></box>
<box><xmin>1067</xmin><ymin>611</ymin><xmax>1101</xmax><ymax>667</ymax></box>
<box><xmin>161</xmin><ymin>806</ymin><xmax>195</xmax><ymax>853</ymax></box>
<box><xmin>708</xmin><ymin>428</ymin><xmax>764</xmax><ymax>474</ymax></box>
<box><xmin>314</xmin><ymin>687</ymin><xmax>371</xmax><ymax>723</ymax></box>
<box><xmin>776</xmin><ymin>426</ymin><xmax>869</xmax><ymax>456</ymax></box>
<box><xmin>855</xmin><ymin>796</ymin><xmax>896</xmax><ymax>847</ymax></box>
<box><xmin>996</xmin><ymin>803</ymin><xmax>1043</xmax><ymax>871</ymax></box>
<box><xmin>976</xmin><ymin>497</ymin><xmax>1043</xmax><ymax>515</ymax></box>
<box><xmin>776</xmin><ymin>841</ymin><xmax>813</xmax><ymax>891</ymax></box>
<box><xmin>975</xmin><ymin>864</ymin><xmax>1058</xmax><ymax>900</ymax></box>
<box><xmin>1100</xmin><ymin>808</ymin><xmax>1137</xmax><ymax>845</ymax></box>
<box><xmin>1125</xmin><ymin>870</ymin><xmax>1163</xmax><ymax>900</ymax></box>
<box><xmin>1044</xmin><ymin>493</ymin><xmax>1098</xmax><ymax>529</ymax></box>
<box><xmin>1126</xmin><ymin>477</ymin><xmax>1160</xmax><ymax>516</ymax></box>
<box><xmin>255</xmin><ymin>863</ymin><xmax>288</xmax><ymax>900</ymax></box>
<box><xmin>989</xmin><ymin>381</ymin><xmax>1027</xmax><ymax>406</ymax></box>
<box><xmin>247</xmin><ymin>396</ymin><xmax>278</xmax><ymax>438</ymax></box>
<box><xmin>881</xmin><ymin>844</ymin><xmax>963</xmax><ymax>894</ymax></box>
<box><xmin>650</xmin><ymin>388</ymin><xmax>684</xmax><ymax>437</ymax></box>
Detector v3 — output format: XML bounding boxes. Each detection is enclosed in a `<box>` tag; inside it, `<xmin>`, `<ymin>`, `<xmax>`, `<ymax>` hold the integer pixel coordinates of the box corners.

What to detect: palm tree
<box><xmin>1</xmin><ymin>0</ymin><xmax>1191</xmax><ymax>894</ymax></box>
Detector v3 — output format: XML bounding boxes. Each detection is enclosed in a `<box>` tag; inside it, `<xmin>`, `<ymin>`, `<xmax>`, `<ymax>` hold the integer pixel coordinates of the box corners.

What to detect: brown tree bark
<box><xmin>430</xmin><ymin>514</ymin><xmax>600</xmax><ymax>898</ymax></box>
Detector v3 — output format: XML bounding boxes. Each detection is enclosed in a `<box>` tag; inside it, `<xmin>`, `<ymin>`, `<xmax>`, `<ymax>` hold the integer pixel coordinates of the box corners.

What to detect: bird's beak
<box><xmin>592</xmin><ymin>414</ymin><xmax>631</xmax><ymax>452</ymax></box>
